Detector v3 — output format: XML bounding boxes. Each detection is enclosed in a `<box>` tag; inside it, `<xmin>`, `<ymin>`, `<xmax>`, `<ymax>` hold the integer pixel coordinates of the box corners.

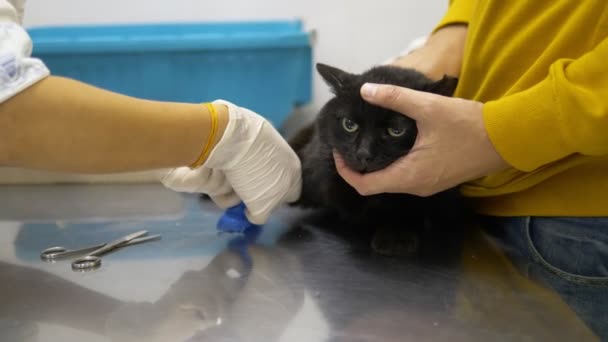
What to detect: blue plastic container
<box><xmin>27</xmin><ymin>21</ymin><xmax>313</xmax><ymax>125</ymax></box>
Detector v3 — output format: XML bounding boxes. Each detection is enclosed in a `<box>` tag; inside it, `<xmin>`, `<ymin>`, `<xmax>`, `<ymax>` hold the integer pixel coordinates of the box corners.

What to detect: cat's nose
<box><xmin>355</xmin><ymin>148</ymin><xmax>372</xmax><ymax>161</ymax></box>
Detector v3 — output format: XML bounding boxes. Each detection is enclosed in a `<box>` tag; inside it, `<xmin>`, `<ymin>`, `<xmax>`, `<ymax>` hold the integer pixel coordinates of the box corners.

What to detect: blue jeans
<box><xmin>483</xmin><ymin>216</ymin><xmax>608</xmax><ymax>339</ymax></box>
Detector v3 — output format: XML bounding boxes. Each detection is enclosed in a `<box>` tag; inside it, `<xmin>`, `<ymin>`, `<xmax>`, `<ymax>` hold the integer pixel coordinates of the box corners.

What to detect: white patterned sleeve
<box><xmin>0</xmin><ymin>0</ymin><xmax>49</xmax><ymax>103</ymax></box>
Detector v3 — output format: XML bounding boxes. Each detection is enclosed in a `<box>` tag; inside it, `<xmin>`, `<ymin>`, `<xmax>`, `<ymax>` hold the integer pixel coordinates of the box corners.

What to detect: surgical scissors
<box><xmin>40</xmin><ymin>230</ymin><xmax>161</xmax><ymax>271</ymax></box>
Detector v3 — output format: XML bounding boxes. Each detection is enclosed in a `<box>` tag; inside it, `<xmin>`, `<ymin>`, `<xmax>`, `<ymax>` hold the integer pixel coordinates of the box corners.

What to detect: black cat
<box><xmin>289</xmin><ymin>63</ymin><xmax>465</xmax><ymax>256</ymax></box>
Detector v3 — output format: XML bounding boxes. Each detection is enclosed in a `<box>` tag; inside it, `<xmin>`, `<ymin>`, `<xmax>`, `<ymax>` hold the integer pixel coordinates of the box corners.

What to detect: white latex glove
<box><xmin>161</xmin><ymin>100</ymin><xmax>302</xmax><ymax>225</ymax></box>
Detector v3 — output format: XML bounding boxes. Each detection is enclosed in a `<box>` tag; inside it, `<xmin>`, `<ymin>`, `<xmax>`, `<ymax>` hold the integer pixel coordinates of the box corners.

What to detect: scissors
<box><xmin>40</xmin><ymin>230</ymin><xmax>161</xmax><ymax>271</ymax></box>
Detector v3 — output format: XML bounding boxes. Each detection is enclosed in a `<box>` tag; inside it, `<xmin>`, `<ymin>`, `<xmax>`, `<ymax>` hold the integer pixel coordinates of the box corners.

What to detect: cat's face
<box><xmin>316</xmin><ymin>63</ymin><xmax>457</xmax><ymax>173</ymax></box>
<box><xmin>319</xmin><ymin>94</ymin><xmax>417</xmax><ymax>173</ymax></box>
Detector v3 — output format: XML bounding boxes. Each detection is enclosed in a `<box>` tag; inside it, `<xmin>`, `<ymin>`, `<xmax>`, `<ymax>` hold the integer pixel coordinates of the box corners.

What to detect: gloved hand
<box><xmin>161</xmin><ymin>100</ymin><xmax>302</xmax><ymax>224</ymax></box>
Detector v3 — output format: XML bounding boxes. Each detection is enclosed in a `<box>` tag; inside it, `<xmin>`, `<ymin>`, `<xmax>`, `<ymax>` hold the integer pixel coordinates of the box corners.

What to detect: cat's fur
<box><xmin>289</xmin><ymin>63</ymin><xmax>464</xmax><ymax>256</ymax></box>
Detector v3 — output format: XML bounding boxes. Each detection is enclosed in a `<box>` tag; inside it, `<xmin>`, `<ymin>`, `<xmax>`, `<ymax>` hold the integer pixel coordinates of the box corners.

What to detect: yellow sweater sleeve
<box><xmin>483</xmin><ymin>37</ymin><xmax>608</xmax><ymax>172</ymax></box>
<box><xmin>433</xmin><ymin>0</ymin><xmax>475</xmax><ymax>32</ymax></box>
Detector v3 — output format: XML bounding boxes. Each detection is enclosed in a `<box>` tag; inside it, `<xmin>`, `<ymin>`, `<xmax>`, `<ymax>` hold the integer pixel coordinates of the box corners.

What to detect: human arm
<box><xmin>390</xmin><ymin>0</ymin><xmax>472</xmax><ymax>80</ymax></box>
<box><xmin>0</xmin><ymin>75</ymin><xmax>228</xmax><ymax>173</ymax></box>
<box><xmin>337</xmin><ymin>34</ymin><xmax>608</xmax><ymax>196</ymax></box>
<box><xmin>0</xmin><ymin>77</ymin><xmax>301</xmax><ymax>224</ymax></box>
<box><xmin>0</xmin><ymin>0</ymin><xmax>301</xmax><ymax>223</ymax></box>
<box><xmin>0</xmin><ymin>0</ymin><xmax>229</xmax><ymax>172</ymax></box>
<box><xmin>484</xmin><ymin>36</ymin><xmax>608</xmax><ymax>171</ymax></box>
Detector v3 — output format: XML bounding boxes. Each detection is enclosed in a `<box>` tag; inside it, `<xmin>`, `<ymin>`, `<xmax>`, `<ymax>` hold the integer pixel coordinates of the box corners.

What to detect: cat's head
<box><xmin>316</xmin><ymin>63</ymin><xmax>457</xmax><ymax>173</ymax></box>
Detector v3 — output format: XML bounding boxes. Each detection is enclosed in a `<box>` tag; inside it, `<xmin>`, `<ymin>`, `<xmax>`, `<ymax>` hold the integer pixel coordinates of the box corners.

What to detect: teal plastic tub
<box><xmin>27</xmin><ymin>20</ymin><xmax>313</xmax><ymax>125</ymax></box>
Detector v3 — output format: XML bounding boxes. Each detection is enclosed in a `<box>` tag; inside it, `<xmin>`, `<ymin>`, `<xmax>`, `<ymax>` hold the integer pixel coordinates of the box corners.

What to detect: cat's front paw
<box><xmin>371</xmin><ymin>229</ymin><xmax>420</xmax><ymax>256</ymax></box>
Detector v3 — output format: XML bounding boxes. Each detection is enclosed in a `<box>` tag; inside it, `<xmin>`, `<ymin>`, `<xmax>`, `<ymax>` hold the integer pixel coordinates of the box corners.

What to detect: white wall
<box><xmin>23</xmin><ymin>0</ymin><xmax>446</xmax><ymax>109</ymax></box>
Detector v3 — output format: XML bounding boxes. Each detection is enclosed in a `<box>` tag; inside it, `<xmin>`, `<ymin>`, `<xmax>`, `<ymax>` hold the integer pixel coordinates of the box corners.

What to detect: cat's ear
<box><xmin>316</xmin><ymin>63</ymin><xmax>356</xmax><ymax>93</ymax></box>
<box><xmin>426</xmin><ymin>75</ymin><xmax>458</xmax><ymax>96</ymax></box>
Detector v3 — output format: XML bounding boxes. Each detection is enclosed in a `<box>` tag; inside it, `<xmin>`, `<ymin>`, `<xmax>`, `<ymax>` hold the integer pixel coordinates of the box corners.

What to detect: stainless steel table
<box><xmin>0</xmin><ymin>184</ymin><xmax>600</xmax><ymax>341</ymax></box>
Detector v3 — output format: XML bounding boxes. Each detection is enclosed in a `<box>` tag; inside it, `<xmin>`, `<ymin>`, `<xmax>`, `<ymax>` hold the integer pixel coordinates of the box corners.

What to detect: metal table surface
<box><xmin>0</xmin><ymin>184</ymin><xmax>600</xmax><ymax>342</ymax></box>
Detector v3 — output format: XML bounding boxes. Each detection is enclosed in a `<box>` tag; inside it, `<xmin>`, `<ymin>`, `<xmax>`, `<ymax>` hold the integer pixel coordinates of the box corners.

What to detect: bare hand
<box><xmin>334</xmin><ymin>83</ymin><xmax>509</xmax><ymax>197</ymax></box>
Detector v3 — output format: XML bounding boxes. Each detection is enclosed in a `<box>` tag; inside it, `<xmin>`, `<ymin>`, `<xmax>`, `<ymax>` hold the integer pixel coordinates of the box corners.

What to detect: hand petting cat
<box><xmin>334</xmin><ymin>83</ymin><xmax>509</xmax><ymax>197</ymax></box>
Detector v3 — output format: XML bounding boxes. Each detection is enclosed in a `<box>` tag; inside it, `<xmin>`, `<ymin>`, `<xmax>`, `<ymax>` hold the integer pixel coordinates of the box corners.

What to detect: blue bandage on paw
<box><xmin>217</xmin><ymin>202</ymin><xmax>260</xmax><ymax>233</ymax></box>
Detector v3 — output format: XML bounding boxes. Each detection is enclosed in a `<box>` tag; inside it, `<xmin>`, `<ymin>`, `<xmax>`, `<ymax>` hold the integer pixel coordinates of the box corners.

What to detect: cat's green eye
<box><xmin>341</xmin><ymin>118</ymin><xmax>359</xmax><ymax>133</ymax></box>
<box><xmin>387</xmin><ymin>127</ymin><xmax>406</xmax><ymax>137</ymax></box>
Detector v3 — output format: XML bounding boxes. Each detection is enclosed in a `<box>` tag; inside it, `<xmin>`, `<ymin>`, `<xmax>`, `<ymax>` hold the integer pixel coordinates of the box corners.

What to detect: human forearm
<box><xmin>391</xmin><ymin>0</ymin><xmax>473</xmax><ymax>79</ymax></box>
<box><xmin>391</xmin><ymin>24</ymin><xmax>468</xmax><ymax>80</ymax></box>
<box><xmin>0</xmin><ymin>76</ymin><xmax>228</xmax><ymax>173</ymax></box>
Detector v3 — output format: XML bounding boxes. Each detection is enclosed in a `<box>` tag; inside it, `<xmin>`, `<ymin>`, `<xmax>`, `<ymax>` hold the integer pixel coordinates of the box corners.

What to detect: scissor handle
<box><xmin>40</xmin><ymin>244</ymin><xmax>105</xmax><ymax>261</ymax></box>
<box><xmin>71</xmin><ymin>255</ymin><xmax>102</xmax><ymax>271</ymax></box>
<box><xmin>40</xmin><ymin>246</ymin><xmax>68</xmax><ymax>260</ymax></box>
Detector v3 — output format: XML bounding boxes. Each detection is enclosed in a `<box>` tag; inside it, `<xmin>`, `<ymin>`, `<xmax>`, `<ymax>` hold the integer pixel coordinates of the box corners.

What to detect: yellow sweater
<box><xmin>435</xmin><ymin>0</ymin><xmax>608</xmax><ymax>216</ymax></box>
